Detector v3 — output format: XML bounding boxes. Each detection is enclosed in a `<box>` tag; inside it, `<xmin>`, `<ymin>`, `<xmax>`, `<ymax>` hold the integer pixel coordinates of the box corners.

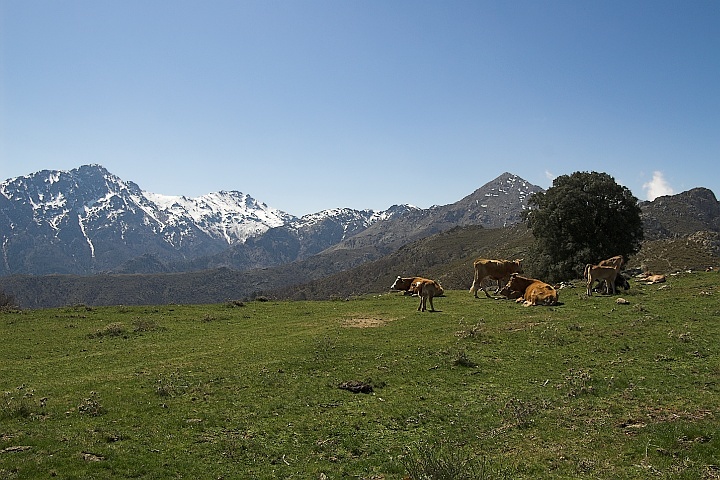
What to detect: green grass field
<box><xmin>2</xmin><ymin>272</ymin><xmax>719</xmax><ymax>479</ymax></box>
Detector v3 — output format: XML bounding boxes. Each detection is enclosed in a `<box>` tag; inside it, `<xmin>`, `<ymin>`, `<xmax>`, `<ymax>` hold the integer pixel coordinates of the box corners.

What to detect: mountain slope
<box><xmin>1</xmin><ymin>166</ymin><xmax>541</xmax><ymax>276</ymax></box>
<box><xmin>640</xmin><ymin>187</ymin><xmax>720</xmax><ymax>240</ymax></box>
<box><xmin>183</xmin><ymin>173</ymin><xmax>540</xmax><ymax>273</ymax></box>
<box><xmin>181</xmin><ymin>206</ymin><xmax>416</xmax><ymax>272</ymax></box>
<box><xmin>0</xmin><ymin>165</ymin><xmax>293</xmax><ymax>275</ymax></box>
<box><xmin>323</xmin><ymin>172</ymin><xmax>542</xmax><ymax>256</ymax></box>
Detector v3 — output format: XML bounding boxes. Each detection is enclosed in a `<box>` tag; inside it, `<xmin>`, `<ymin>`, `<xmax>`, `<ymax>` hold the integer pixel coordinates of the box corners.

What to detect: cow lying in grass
<box><xmin>390</xmin><ymin>276</ymin><xmax>432</xmax><ymax>295</ymax></box>
<box><xmin>499</xmin><ymin>273</ymin><xmax>559</xmax><ymax>307</ymax></box>
<box><xmin>637</xmin><ymin>273</ymin><xmax>666</xmax><ymax>284</ymax></box>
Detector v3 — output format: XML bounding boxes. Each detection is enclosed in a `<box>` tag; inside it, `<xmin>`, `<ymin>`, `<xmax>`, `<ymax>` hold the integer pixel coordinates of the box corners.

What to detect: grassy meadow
<box><xmin>2</xmin><ymin>272</ymin><xmax>719</xmax><ymax>479</ymax></box>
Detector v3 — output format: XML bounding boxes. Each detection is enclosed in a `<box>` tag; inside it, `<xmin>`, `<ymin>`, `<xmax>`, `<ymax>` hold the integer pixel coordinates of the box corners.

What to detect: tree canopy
<box><xmin>524</xmin><ymin>171</ymin><xmax>644</xmax><ymax>282</ymax></box>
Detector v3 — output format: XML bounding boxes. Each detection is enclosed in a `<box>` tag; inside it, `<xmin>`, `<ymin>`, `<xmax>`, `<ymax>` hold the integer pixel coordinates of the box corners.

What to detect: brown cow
<box><xmin>412</xmin><ymin>279</ymin><xmax>444</xmax><ymax>312</ymax></box>
<box><xmin>599</xmin><ymin>255</ymin><xmax>625</xmax><ymax>270</ymax></box>
<box><xmin>469</xmin><ymin>258</ymin><xmax>523</xmax><ymax>298</ymax></box>
<box><xmin>498</xmin><ymin>273</ymin><xmax>535</xmax><ymax>299</ymax></box>
<box><xmin>500</xmin><ymin>273</ymin><xmax>558</xmax><ymax>306</ymax></box>
<box><xmin>593</xmin><ymin>255</ymin><xmax>626</xmax><ymax>293</ymax></box>
<box><xmin>523</xmin><ymin>281</ymin><xmax>560</xmax><ymax>307</ymax></box>
<box><xmin>390</xmin><ymin>276</ymin><xmax>432</xmax><ymax>295</ymax></box>
<box><xmin>638</xmin><ymin>274</ymin><xmax>666</xmax><ymax>284</ymax></box>
<box><xmin>584</xmin><ymin>264</ymin><xmax>618</xmax><ymax>296</ymax></box>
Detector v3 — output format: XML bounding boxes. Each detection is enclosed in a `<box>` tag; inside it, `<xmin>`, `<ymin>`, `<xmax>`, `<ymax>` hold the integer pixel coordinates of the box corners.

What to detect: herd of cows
<box><xmin>390</xmin><ymin>255</ymin><xmax>648</xmax><ymax>311</ymax></box>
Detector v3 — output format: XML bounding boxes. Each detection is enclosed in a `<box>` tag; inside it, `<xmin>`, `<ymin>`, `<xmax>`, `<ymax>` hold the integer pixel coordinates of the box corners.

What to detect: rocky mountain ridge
<box><xmin>0</xmin><ymin>165</ymin><xmax>538</xmax><ymax>275</ymax></box>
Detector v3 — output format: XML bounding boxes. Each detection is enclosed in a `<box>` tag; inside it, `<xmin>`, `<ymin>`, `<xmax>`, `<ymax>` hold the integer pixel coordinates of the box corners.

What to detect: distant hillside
<box><xmin>271</xmin><ymin>224</ymin><xmax>533</xmax><ymax>300</ymax></box>
<box><xmin>2</xmin><ymin>184</ymin><xmax>718</xmax><ymax>308</ymax></box>
<box><xmin>268</xmin><ymin>188</ymin><xmax>720</xmax><ymax>301</ymax></box>
<box><xmin>322</xmin><ymin>172</ymin><xmax>541</xmax><ymax>256</ymax></box>
<box><xmin>641</xmin><ymin>187</ymin><xmax>720</xmax><ymax>240</ymax></box>
<box><xmin>0</xmin><ymin>225</ymin><xmax>533</xmax><ymax>308</ymax></box>
<box><xmin>631</xmin><ymin>187</ymin><xmax>719</xmax><ymax>272</ymax></box>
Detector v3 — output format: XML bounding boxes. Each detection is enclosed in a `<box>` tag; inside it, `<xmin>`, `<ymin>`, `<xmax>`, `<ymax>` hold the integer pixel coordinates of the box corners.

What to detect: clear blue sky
<box><xmin>2</xmin><ymin>1</ymin><xmax>718</xmax><ymax>216</ymax></box>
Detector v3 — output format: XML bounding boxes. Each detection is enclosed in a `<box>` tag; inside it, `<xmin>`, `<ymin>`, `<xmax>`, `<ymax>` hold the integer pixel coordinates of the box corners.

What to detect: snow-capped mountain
<box><xmin>0</xmin><ymin>165</ymin><xmax>417</xmax><ymax>275</ymax></box>
<box><xmin>0</xmin><ymin>165</ymin><xmax>291</xmax><ymax>274</ymax></box>
<box><xmin>143</xmin><ymin>190</ymin><xmax>293</xmax><ymax>245</ymax></box>
<box><xmin>0</xmin><ymin>165</ymin><xmax>540</xmax><ymax>276</ymax></box>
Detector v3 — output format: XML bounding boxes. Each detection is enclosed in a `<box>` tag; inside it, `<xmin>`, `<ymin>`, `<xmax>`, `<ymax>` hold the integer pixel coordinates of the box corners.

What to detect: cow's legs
<box><xmin>480</xmin><ymin>276</ymin><xmax>492</xmax><ymax>298</ymax></box>
<box><xmin>469</xmin><ymin>280</ymin><xmax>478</xmax><ymax>298</ymax></box>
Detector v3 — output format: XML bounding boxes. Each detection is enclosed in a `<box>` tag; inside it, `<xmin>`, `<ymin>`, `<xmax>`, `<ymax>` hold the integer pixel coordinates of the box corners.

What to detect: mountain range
<box><xmin>1</xmin><ymin>165</ymin><xmax>718</xmax><ymax>308</ymax></box>
<box><xmin>0</xmin><ymin>165</ymin><xmax>540</xmax><ymax>276</ymax></box>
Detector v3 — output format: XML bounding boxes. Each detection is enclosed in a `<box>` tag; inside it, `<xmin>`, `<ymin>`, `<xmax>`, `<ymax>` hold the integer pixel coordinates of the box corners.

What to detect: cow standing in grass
<box><xmin>593</xmin><ymin>255</ymin><xmax>628</xmax><ymax>293</ymax></box>
<box><xmin>412</xmin><ymin>279</ymin><xmax>444</xmax><ymax>312</ymax></box>
<box><xmin>584</xmin><ymin>264</ymin><xmax>619</xmax><ymax>296</ymax></box>
<box><xmin>469</xmin><ymin>258</ymin><xmax>523</xmax><ymax>298</ymax></box>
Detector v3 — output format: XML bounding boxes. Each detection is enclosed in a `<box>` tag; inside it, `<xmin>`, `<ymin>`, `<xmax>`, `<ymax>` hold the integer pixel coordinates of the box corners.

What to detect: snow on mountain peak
<box><xmin>143</xmin><ymin>190</ymin><xmax>294</xmax><ymax>244</ymax></box>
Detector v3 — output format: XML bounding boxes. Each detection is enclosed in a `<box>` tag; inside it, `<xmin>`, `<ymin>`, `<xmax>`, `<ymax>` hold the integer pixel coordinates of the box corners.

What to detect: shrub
<box><xmin>499</xmin><ymin>397</ymin><xmax>550</xmax><ymax>428</ymax></box>
<box><xmin>132</xmin><ymin>318</ymin><xmax>161</xmax><ymax>332</ymax></box>
<box><xmin>401</xmin><ymin>441</ymin><xmax>509</xmax><ymax>479</ymax></box>
<box><xmin>88</xmin><ymin>322</ymin><xmax>127</xmax><ymax>338</ymax></box>
<box><xmin>77</xmin><ymin>392</ymin><xmax>104</xmax><ymax>416</ymax></box>
<box><xmin>1</xmin><ymin>385</ymin><xmax>45</xmax><ymax>419</ymax></box>
<box><xmin>452</xmin><ymin>349</ymin><xmax>478</xmax><ymax>368</ymax></box>
<box><xmin>0</xmin><ymin>288</ymin><xmax>17</xmax><ymax>310</ymax></box>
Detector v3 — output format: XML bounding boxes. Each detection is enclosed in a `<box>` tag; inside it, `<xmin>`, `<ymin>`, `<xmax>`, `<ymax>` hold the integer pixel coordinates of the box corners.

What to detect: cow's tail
<box><xmin>583</xmin><ymin>264</ymin><xmax>591</xmax><ymax>279</ymax></box>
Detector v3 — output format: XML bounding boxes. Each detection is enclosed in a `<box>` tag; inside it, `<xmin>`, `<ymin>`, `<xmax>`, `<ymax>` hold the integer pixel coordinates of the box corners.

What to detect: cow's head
<box><xmin>513</xmin><ymin>259</ymin><xmax>524</xmax><ymax>274</ymax></box>
<box><xmin>499</xmin><ymin>273</ymin><xmax>525</xmax><ymax>298</ymax></box>
<box><xmin>390</xmin><ymin>276</ymin><xmax>411</xmax><ymax>291</ymax></box>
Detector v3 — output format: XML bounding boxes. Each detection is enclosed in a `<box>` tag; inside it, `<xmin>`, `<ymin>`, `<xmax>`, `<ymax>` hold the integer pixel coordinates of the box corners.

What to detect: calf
<box><xmin>639</xmin><ymin>274</ymin><xmax>666</xmax><ymax>284</ymax></box>
<box><xmin>614</xmin><ymin>274</ymin><xmax>631</xmax><ymax>291</ymax></box>
<box><xmin>412</xmin><ymin>279</ymin><xmax>444</xmax><ymax>312</ymax></box>
<box><xmin>593</xmin><ymin>255</ymin><xmax>626</xmax><ymax>293</ymax></box>
<box><xmin>584</xmin><ymin>264</ymin><xmax>618</xmax><ymax>296</ymax></box>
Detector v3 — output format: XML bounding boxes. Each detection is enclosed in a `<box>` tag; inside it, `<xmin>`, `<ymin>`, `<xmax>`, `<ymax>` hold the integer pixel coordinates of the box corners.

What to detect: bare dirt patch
<box><xmin>342</xmin><ymin>316</ymin><xmax>391</xmax><ymax>328</ymax></box>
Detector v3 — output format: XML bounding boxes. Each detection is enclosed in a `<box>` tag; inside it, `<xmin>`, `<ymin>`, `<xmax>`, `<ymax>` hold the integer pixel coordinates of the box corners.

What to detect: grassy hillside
<box><xmin>2</xmin><ymin>271</ymin><xmax>719</xmax><ymax>478</ymax></box>
<box><xmin>275</xmin><ymin>224</ymin><xmax>534</xmax><ymax>300</ymax></box>
<box><xmin>274</xmin><ymin>224</ymin><xmax>719</xmax><ymax>301</ymax></box>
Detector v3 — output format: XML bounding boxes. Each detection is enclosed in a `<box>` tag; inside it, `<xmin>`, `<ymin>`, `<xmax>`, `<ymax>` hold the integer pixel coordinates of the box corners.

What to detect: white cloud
<box><xmin>643</xmin><ymin>171</ymin><xmax>674</xmax><ymax>201</ymax></box>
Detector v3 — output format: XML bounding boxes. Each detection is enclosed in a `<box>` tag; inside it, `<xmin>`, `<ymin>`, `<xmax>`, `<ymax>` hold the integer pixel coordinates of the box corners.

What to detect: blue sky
<box><xmin>1</xmin><ymin>1</ymin><xmax>718</xmax><ymax>216</ymax></box>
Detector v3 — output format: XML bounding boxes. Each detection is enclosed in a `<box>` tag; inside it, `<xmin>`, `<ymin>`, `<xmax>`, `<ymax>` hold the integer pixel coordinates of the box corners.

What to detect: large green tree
<box><xmin>524</xmin><ymin>171</ymin><xmax>644</xmax><ymax>282</ymax></box>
